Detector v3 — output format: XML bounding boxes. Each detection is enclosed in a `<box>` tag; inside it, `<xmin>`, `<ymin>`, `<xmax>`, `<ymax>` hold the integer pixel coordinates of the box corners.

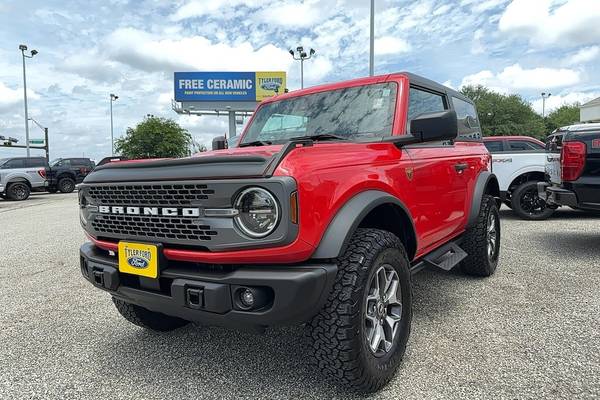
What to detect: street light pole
<box><xmin>541</xmin><ymin>92</ymin><xmax>551</xmax><ymax>118</ymax></box>
<box><xmin>369</xmin><ymin>0</ymin><xmax>375</xmax><ymax>76</ymax></box>
<box><xmin>289</xmin><ymin>47</ymin><xmax>316</xmax><ymax>89</ymax></box>
<box><xmin>19</xmin><ymin>44</ymin><xmax>38</xmax><ymax>157</ymax></box>
<box><xmin>110</xmin><ymin>93</ymin><xmax>118</xmax><ymax>155</ymax></box>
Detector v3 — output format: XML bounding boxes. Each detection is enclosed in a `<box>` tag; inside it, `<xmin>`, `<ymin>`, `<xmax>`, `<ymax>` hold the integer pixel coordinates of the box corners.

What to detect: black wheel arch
<box><xmin>7</xmin><ymin>178</ymin><xmax>32</xmax><ymax>188</ymax></box>
<box><xmin>467</xmin><ymin>171</ymin><xmax>500</xmax><ymax>228</ymax></box>
<box><xmin>312</xmin><ymin>190</ymin><xmax>417</xmax><ymax>261</ymax></box>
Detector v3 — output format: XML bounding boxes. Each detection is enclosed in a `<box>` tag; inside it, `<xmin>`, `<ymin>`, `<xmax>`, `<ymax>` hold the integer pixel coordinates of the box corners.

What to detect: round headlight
<box><xmin>234</xmin><ymin>187</ymin><xmax>280</xmax><ymax>238</ymax></box>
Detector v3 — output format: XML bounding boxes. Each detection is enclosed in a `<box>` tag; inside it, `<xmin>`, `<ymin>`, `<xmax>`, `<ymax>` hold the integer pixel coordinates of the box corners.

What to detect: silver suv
<box><xmin>0</xmin><ymin>157</ymin><xmax>48</xmax><ymax>201</ymax></box>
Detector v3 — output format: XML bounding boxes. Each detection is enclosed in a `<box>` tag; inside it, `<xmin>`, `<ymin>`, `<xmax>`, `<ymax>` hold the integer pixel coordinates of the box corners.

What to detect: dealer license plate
<box><xmin>118</xmin><ymin>242</ymin><xmax>159</xmax><ymax>278</ymax></box>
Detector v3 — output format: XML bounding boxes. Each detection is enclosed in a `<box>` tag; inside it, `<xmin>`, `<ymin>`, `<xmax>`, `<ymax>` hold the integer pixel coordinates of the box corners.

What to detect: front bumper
<box><xmin>80</xmin><ymin>242</ymin><xmax>337</xmax><ymax>329</ymax></box>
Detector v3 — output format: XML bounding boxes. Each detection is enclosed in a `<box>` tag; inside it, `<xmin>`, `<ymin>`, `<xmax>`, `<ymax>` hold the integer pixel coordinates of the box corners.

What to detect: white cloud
<box><xmin>499</xmin><ymin>0</ymin><xmax>600</xmax><ymax>47</ymax></box>
<box><xmin>471</xmin><ymin>29</ymin><xmax>485</xmax><ymax>55</ymax></box>
<box><xmin>170</xmin><ymin>0</ymin><xmax>263</xmax><ymax>21</ymax></box>
<box><xmin>256</xmin><ymin>0</ymin><xmax>327</xmax><ymax>28</ymax></box>
<box><xmin>565</xmin><ymin>46</ymin><xmax>600</xmax><ymax>66</ymax></box>
<box><xmin>530</xmin><ymin>91</ymin><xmax>600</xmax><ymax>115</ymax></box>
<box><xmin>374</xmin><ymin>36</ymin><xmax>411</xmax><ymax>55</ymax></box>
<box><xmin>104</xmin><ymin>28</ymin><xmax>293</xmax><ymax>73</ymax></box>
<box><xmin>0</xmin><ymin>82</ymin><xmax>39</xmax><ymax>113</ymax></box>
<box><xmin>460</xmin><ymin>64</ymin><xmax>581</xmax><ymax>92</ymax></box>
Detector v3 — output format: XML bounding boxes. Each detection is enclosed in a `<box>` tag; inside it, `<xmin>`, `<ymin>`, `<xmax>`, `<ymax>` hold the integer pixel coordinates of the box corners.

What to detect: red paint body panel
<box><xmin>88</xmin><ymin>73</ymin><xmax>491</xmax><ymax>264</ymax></box>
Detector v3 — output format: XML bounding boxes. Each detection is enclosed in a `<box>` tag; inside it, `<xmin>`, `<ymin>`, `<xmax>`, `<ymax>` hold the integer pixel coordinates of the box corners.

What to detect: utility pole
<box><xmin>110</xmin><ymin>93</ymin><xmax>118</xmax><ymax>155</ymax></box>
<box><xmin>289</xmin><ymin>47</ymin><xmax>316</xmax><ymax>89</ymax></box>
<box><xmin>369</xmin><ymin>0</ymin><xmax>375</xmax><ymax>76</ymax></box>
<box><xmin>28</xmin><ymin>117</ymin><xmax>49</xmax><ymax>163</ymax></box>
<box><xmin>19</xmin><ymin>44</ymin><xmax>38</xmax><ymax>157</ymax></box>
<box><xmin>541</xmin><ymin>92</ymin><xmax>551</xmax><ymax>118</ymax></box>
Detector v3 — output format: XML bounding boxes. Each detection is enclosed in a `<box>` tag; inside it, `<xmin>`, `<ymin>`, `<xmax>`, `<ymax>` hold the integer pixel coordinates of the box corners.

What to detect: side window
<box><xmin>25</xmin><ymin>158</ymin><xmax>46</xmax><ymax>168</ymax></box>
<box><xmin>407</xmin><ymin>87</ymin><xmax>446</xmax><ymax>126</ymax></box>
<box><xmin>484</xmin><ymin>141</ymin><xmax>504</xmax><ymax>153</ymax></box>
<box><xmin>508</xmin><ymin>140</ymin><xmax>537</xmax><ymax>151</ymax></box>
<box><xmin>3</xmin><ymin>159</ymin><xmax>24</xmax><ymax>169</ymax></box>
<box><xmin>451</xmin><ymin>96</ymin><xmax>481</xmax><ymax>140</ymax></box>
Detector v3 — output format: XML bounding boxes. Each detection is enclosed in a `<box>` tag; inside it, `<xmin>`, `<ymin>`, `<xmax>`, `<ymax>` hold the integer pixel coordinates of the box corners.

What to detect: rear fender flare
<box><xmin>467</xmin><ymin>172</ymin><xmax>500</xmax><ymax>228</ymax></box>
<box><xmin>312</xmin><ymin>190</ymin><xmax>415</xmax><ymax>259</ymax></box>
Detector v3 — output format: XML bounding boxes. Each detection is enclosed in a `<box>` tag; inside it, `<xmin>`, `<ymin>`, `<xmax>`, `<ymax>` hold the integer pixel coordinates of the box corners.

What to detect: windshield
<box><xmin>49</xmin><ymin>158</ymin><xmax>62</xmax><ymax>167</ymax></box>
<box><xmin>0</xmin><ymin>158</ymin><xmax>7</xmax><ymax>167</ymax></box>
<box><xmin>240</xmin><ymin>82</ymin><xmax>397</xmax><ymax>145</ymax></box>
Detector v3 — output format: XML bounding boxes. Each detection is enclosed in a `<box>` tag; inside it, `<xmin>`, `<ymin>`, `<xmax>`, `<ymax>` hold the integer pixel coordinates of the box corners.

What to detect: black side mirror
<box><xmin>385</xmin><ymin>110</ymin><xmax>458</xmax><ymax>147</ymax></box>
<box><xmin>212</xmin><ymin>136</ymin><xmax>227</xmax><ymax>151</ymax></box>
<box><xmin>410</xmin><ymin>110</ymin><xmax>458</xmax><ymax>142</ymax></box>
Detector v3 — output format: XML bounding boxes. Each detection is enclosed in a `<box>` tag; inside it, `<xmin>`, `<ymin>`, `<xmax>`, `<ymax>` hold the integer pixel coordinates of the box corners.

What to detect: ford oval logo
<box><xmin>127</xmin><ymin>256</ymin><xmax>149</xmax><ymax>269</ymax></box>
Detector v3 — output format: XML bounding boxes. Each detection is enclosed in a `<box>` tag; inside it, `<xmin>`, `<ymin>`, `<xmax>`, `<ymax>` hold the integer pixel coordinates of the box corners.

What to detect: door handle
<box><xmin>454</xmin><ymin>163</ymin><xmax>468</xmax><ymax>172</ymax></box>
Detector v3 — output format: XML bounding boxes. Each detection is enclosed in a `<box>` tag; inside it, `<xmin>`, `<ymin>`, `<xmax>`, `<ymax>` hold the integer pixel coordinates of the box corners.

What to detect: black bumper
<box><xmin>80</xmin><ymin>243</ymin><xmax>337</xmax><ymax>329</ymax></box>
<box><xmin>539</xmin><ymin>182</ymin><xmax>600</xmax><ymax>210</ymax></box>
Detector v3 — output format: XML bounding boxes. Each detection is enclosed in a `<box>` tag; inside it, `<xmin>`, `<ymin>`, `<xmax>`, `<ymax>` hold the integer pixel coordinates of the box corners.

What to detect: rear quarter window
<box><xmin>451</xmin><ymin>96</ymin><xmax>481</xmax><ymax>140</ymax></box>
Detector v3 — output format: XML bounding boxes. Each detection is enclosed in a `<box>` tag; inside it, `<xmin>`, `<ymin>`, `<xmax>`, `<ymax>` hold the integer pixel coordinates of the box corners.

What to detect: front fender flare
<box><xmin>312</xmin><ymin>190</ymin><xmax>414</xmax><ymax>259</ymax></box>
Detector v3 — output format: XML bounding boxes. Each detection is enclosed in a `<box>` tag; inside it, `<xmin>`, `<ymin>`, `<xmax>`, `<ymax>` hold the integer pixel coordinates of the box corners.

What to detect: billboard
<box><xmin>174</xmin><ymin>71</ymin><xmax>286</xmax><ymax>102</ymax></box>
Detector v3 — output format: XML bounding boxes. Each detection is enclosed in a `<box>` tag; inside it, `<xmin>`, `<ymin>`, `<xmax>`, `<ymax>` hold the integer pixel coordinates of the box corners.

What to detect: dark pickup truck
<box><xmin>540</xmin><ymin>123</ymin><xmax>600</xmax><ymax>211</ymax></box>
<box><xmin>47</xmin><ymin>158</ymin><xmax>95</xmax><ymax>193</ymax></box>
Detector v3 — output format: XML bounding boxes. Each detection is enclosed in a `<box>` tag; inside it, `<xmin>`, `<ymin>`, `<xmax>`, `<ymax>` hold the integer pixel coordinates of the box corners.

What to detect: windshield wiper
<box><xmin>239</xmin><ymin>140</ymin><xmax>272</xmax><ymax>147</ymax></box>
<box><xmin>289</xmin><ymin>133</ymin><xmax>348</xmax><ymax>142</ymax></box>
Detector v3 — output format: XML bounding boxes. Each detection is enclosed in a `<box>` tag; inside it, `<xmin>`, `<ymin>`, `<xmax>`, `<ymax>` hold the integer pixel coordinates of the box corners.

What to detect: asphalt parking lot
<box><xmin>1</xmin><ymin>193</ymin><xmax>599</xmax><ymax>399</ymax></box>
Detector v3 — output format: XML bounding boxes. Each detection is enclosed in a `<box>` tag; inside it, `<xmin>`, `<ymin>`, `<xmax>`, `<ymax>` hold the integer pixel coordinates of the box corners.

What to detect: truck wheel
<box><xmin>57</xmin><ymin>177</ymin><xmax>75</xmax><ymax>193</ymax></box>
<box><xmin>6</xmin><ymin>182</ymin><xmax>31</xmax><ymax>201</ymax></box>
<box><xmin>512</xmin><ymin>181</ymin><xmax>554</xmax><ymax>220</ymax></box>
<box><xmin>112</xmin><ymin>297</ymin><xmax>189</xmax><ymax>332</ymax></box>
<box><xmin>461</xmin><ymin>194</ymin><xmax>500</xmax><ymax>277</ymax></box>
<box><xmin>307</xmin><ymin>228</ymin><xmax>412</xmax><ymax>392</ymax></box>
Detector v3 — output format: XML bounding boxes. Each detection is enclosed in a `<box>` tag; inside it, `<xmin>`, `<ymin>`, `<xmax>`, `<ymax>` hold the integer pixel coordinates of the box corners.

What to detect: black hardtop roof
<box><xmin>401</xmin><ymin>72</ymin><xmax>474</xmax><ymax>105</ymax></box>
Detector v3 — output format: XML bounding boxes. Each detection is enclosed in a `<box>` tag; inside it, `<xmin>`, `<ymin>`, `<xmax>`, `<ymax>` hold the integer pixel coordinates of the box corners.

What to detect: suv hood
<box><xmin>83</xmin><ymin>145</ymin><xmax>284</xmax><ymax>183</ymax></box>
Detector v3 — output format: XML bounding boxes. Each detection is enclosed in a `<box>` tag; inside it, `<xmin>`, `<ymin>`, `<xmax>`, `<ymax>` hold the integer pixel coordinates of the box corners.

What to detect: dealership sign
<box><xmin>174</xmin><ymin>71</ymin><xmax>286</xmax><ymax>102</ymax></box>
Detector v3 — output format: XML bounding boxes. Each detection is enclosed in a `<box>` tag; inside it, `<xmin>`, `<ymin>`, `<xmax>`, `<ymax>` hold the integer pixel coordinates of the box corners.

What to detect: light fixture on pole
<box><xmin>19</xmin><ymin>44</ymin><xmax>38</xmax><ymax>157</ymax></box>
<box><xmin>541</xmin><ymin>92</ymin><xmax>551</xmax><ymax>118</ymax></box>
<box><xmin>289</xmin><ymin>46</ymin><xmax>315</xmax><ymax>89</ymax></box>
<box><xmin>110</xmin><ymin>93</ymin><xmax>118</xmax><ymax>155</ymax></box>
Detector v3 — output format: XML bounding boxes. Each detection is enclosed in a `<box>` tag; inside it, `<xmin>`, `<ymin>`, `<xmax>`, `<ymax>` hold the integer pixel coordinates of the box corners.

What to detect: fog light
<box><xmin>240</xmin><ymin>289</ymin><xmax>255</xmax><ymax>307</ymax></box>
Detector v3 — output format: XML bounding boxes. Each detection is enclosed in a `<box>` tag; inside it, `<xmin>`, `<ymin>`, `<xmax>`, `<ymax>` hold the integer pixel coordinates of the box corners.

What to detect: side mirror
<box><xmin>410</xmin><ymin>110</ymin><xmax>458</xmax><ymax>142</ymax></box>
<box><xmin>385</xmin><ymin>110</ymin><xmax>458</xmax><ymax>147</ymax></box>
<box><xmin>212</xmin><ymin>136</ymin><xmax>227</xmax><ymax>151</ymax></box>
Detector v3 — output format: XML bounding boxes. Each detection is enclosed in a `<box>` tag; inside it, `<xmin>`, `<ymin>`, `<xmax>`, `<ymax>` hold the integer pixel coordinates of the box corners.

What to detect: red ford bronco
<box><xmin>78</xmin><ymin>72</ymin><xmax>500</xmax><ymax>392</ymax></box>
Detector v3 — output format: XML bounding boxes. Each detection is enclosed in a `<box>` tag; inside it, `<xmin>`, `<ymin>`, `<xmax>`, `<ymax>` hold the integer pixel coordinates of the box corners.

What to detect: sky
<box><xmin>1</xmin><ymin>0</ymin><xmax>600</xmax><ymax>162</ymax></box>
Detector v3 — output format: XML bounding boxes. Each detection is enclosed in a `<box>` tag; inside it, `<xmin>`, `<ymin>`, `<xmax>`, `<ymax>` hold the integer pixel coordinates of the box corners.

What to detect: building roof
<box><xmin>580</xmin><ymin>97</ymin><xmax>600</xmax><ymax>108</ymax></box>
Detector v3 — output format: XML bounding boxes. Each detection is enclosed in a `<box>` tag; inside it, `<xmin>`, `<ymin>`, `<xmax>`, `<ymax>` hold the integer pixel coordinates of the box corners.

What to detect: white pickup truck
<box><xmin>483</xmin><ymin>136</ymin><xmax>554</xmax><ymax>220</ymax></box>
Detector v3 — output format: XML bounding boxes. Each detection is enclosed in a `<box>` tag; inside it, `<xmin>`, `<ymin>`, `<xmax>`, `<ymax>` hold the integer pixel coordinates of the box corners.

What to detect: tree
<box><xmin>115</xmin><ymin>116</ymin><xmax>192</xmax><ymax>158</ymax></box>
<box><xmin>460</xmin><ymin>85</ymin><xmax>546</xmax><ymax>139</ymax></box>
<box><xmin>545</xmin><ymin>104</ymin><xmax>580</xmax><ymax>132</ymax></box>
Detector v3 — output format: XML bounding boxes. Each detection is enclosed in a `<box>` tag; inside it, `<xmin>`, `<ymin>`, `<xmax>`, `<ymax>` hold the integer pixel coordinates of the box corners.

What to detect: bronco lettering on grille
<box><xmin>98</xmin><ymin>205</ymin><xmax>200</xmax><ymax>217</ymax></box>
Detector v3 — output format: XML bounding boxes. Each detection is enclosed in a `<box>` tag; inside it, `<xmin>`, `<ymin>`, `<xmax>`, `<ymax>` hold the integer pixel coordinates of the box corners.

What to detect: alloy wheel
<box><xmin>364</xmin><ymin>264</ymin><xmax>402</xmax><ymax>356</ymax></box>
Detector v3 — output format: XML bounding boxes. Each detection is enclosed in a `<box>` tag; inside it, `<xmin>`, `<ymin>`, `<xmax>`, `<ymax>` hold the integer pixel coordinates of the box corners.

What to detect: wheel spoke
<box><xmin>369</xmin><ymin>323</ymin><xmax>384</xmax><ymax>353</ymax></box>
<box><xmin>385</xmin><ymin>279</ymin><xmax>400</xmax><ymax>306</ymax></box>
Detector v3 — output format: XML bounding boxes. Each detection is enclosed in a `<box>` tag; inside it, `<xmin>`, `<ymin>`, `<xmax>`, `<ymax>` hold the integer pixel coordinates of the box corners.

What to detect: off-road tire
<box><xmin>112</xmin><ymin>297</ymin><xmax>189</xmax><ymax>332</ymax></box>
<box><xmin>6</xmin><ymin>182</ymin><xmax>31</xmax><ymax>201</ymax></box>
<box><xmin>57</xmin><ymin>177</ymin><xmax>76</xmax><ymax>193</ymax></box>
<box><xmin>307</xmin><ymin>228</ymin><xmax>412</xmax><ymax>393</ymax></box>
<box><xmin>461</xmin><ymin>194</ymin><xmax>500</xmax><ymax>277</ymax></box>
<box><xmin>512</xmin><ymin>181</ymin><xmax>554</xmax><ymax>220</ymax></box>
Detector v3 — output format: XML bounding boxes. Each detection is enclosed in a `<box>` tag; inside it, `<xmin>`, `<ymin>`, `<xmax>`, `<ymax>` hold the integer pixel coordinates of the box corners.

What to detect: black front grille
<box><xmin>91</xmin><ymin>214</ymin><xmax>218</xmax><ymax>241</ymax></box>
<box><xmin>88</xmin><ymin>184</ymin><xmax>215</xmax><ymax>206</ymax></box>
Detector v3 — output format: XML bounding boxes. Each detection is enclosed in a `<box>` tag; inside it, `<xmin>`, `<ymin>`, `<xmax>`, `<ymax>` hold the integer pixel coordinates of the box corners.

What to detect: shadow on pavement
<box><xmin>499</xmin><ymin>208</ymin><xmax>600</xmax><ymax>221</ymax></box>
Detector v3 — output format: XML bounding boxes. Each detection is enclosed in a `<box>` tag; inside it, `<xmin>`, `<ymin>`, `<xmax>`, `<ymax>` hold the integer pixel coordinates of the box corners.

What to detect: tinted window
<box><xmin>508</xmin><ymin>140</ymin><xmax>538</xmax><ymax>151</ymax></box>
<box><xmin>241</xmin><ymin>83</ymin><xmax>397</xmax><ymax>144</ymax></box>
<box><xmin>2</xmin><ymin>159</ymin><xmax>24</xmax><ymax>168</ymax></box>
<box><xmin>25</xmin><ymin>158</ymin><xmax>46</xmax><ymax>168</ymax></box>
<box><xmin>484</xmin><ymin>141</ymin><xmax>504</xmax><ymax>153</ymax></box>
<box><xmin>70</xmin><ymin>158</ymin><xmax>90</xmax><ymax>167</ymax></box>
<box><xmin>451</xmin><ymin>96</ymin><xmax>481</xmax><ymax>140</ymax></box>
<box><xmin>407</xmin><ymin>87</ymin><xmax>446</xmax><ymax>125</ymax></box>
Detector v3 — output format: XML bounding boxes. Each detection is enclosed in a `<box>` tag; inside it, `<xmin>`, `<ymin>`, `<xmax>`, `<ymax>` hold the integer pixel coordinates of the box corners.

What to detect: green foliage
<box><xmin>460</xmin><ymin>85</ymin><xmax>546</xmax><ymax>139</ymax></box>
<box><xmin>115</xmin><ymin>116</ymin><xmax>192</xmax><ymax>159</ymax></box>
<box><xmin>545</xmin><ymin>104</ymin><xmax>580</xmax><ymax>132</ymax></box>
